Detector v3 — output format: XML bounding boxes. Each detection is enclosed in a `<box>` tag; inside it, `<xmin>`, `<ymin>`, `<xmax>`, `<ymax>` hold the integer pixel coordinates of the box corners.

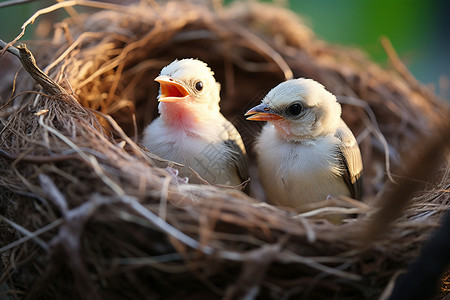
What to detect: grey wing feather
<box><xmin>335</xmin><ymin>119</ymin><xmax>363</xmax><ymax>200</ymax></box>
<box><xmin>221</xmin><ymin>117</ymin><xmax>249</xmax><ymax>184</ymax></box>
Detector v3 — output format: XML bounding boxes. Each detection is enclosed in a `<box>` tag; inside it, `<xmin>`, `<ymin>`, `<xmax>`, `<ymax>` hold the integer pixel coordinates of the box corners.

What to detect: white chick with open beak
<box><xmin>245</xmin><ymin>78</ymin><xmax>362</xmax><ymax>210</ymax></box>
<box><xmin>142</xmin><ymin>58</ymin><xmax>248</xmax><ymax>187</ymax></box>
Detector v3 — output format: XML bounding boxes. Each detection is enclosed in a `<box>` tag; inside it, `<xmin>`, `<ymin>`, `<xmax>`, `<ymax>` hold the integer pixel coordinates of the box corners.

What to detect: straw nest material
<box><xmin>1</xmin><ymin>1</ymin><xmax>449</xmax><ymax>299</ymax></box>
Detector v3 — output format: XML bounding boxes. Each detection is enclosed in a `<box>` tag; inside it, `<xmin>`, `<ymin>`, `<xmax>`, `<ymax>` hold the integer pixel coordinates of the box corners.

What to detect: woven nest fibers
<box><xmin>0</xmin><ymin>1</ymin><xmax>449</xmax><ymax>299</ymax></box>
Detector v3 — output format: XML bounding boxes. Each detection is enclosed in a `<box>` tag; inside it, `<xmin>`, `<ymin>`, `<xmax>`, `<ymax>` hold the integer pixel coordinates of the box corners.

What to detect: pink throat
<box><xmin>160</xmin><ymin>102</ymin><xmax>200</xmax><ymax>131</ymax></box>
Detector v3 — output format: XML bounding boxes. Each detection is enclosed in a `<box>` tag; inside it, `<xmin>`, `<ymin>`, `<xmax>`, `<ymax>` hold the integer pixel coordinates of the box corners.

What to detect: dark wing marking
<box><xmin>335</xmin><ymin>119</ymin><xmax>363</xmax><ymax>200</ymax></box>
<box><xmin>221</xmin><ymin>117</ymin><xmax>249</xmax><ymax>185</ymax></box>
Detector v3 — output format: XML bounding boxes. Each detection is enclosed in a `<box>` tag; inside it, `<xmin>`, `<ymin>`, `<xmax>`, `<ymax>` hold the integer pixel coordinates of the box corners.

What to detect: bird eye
<box><xmin>195</xmin><ymin>81</ymin><xmax>203</xmax><ymax>91</ymax></box>
<box><xmin>287</xmin><ymin>103</ymin><xmax>303</xmax><ymax>116</ymax></box>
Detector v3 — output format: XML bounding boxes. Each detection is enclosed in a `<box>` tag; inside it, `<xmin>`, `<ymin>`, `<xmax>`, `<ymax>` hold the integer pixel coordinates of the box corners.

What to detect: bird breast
<box><xmin>255</xmin><ymin>124</ymin><xmax>349</xmax><ymax>208</ymax></box>
<box><xmin>142</xmin><ymin>117</ymin><xmax>240</xmax><ymax>185</ymax></box>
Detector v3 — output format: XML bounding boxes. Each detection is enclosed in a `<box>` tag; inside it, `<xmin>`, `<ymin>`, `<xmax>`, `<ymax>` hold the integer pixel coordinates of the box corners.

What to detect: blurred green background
<box><xmin>1</xmin><ymin>0</ymin><xmax>449</xmax><ymax>97</ymax></box>
<box><xmin>291</xmin><ymin>0</ymin><xmax>450</xmax><ymax>97</ymax></box>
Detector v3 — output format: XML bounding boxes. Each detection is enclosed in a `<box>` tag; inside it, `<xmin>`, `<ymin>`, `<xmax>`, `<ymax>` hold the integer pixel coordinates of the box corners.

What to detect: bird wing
<box><xmin>220</xmin><ymin>117</ymin><xmax>249</xmax><ymax>184</ymax></box>
<box><xmin>335</xmin><ymin>119</ymin><xmax>363</xmax><ymax>200</ymax></box>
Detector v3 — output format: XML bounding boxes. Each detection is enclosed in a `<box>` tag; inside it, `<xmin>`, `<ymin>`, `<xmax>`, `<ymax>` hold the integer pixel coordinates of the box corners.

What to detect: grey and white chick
<box><xmin>245</xmin><ymin>78</ymin><xmax>362</xmax><ymax>209</ymax></box>
<box><xmin>143</xmin><ymin>58</ymin><xmax>248</xmax><ymax>187</ymax></box>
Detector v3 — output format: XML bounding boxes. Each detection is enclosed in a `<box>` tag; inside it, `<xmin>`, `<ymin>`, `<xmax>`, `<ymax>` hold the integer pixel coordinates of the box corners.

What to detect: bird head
<box><xmin>156</xmin><ymin>59</ymin><xmax>221</xmax><ymax>119</ymax></box>
<box><xmin>245</xmin><ymin>78</ymin><xmax>342</xmax><ymax>141</ymax></box>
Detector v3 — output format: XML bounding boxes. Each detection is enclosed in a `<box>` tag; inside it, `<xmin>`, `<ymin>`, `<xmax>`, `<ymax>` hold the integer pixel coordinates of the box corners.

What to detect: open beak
<box><xmin>155</xmin><ymin>75</ymin><xmax>191</xmax><ymax>103</ymax></box>
<box><xmin>245</xmin><ymin>103</ymin><xmax>284</xmax><ymax>121</ymax></box>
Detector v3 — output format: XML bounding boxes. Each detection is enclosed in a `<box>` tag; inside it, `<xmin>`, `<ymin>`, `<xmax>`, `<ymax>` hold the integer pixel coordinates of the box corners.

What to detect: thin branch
<box><xmin>227</xmin><ymin>22</ymin><xmax>293</xmax><ymax>80</ymax></box>
<box><xmin>16</xmin><ymin>44</ymin><xmax>68</xmax><ymax>95</ymax></box>
<box><xmin>380</xmin><ymin>36</ymin><xmax>435</xmax><ymax>99</ymax></box>
<box><xmin>0</xmin><ymin>219</ymin><xmax>63</xmax><ymax>253</ymax></box>
<box><xmin>338</xmin><ymin>95</ymin><xmax>397</xmax><ymax>184</ymax></box>
<box><xmin>39</xmin><ymin>174</ymin><xmax>69</xmax><ymax>216</ymax></box>
<box><xmin>1</xmin><ymin>40</ymin><xmax>68</xmax><ymax>96</ymax></box>
<box><xmin>0</xmin><ymin>215</ymin><xmax>48</xmax><ymax>251</ymax></box>
<box><xmin>0</xmin><ymin>148</ymin><xmax>82</xmax><ymax>163</ymax></box>
<box><xmin>364</xmin><ymin>121</ymin><xmax>450</xmax><ymax>242</ymax></box>
<box><xmin>123</xmin><ymin>196</ymin><xmax>215</xmax><ymax>254</ymax></box>
<box><xmin>89</xmin><ymin>109</ymin><xmax>154</xmax><ymax>164</ymax></box>
<box><xmin>0</xmin><ymin>39</ymin><xmax>20</xmax><ymax>58</ymax></box>
<box><xmin>43</xmin><ymin>32</ymin><xmax>106</xmax><ymax>74</ymax></box>
<box><xmin>37</xmin><ymin>116</ymin><xmax>126</xmax><ymax>197</ymax></box>
<box><xmin>4</xmin><ymin>0</ymin><xmax>129</xmax><ymax>52</ymax></box>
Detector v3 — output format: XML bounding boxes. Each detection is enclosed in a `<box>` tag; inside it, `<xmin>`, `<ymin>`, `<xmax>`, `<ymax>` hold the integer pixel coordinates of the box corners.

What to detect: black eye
<box><xmin>195</xmin><ymin>81</ymin><xmax>203</xmax><ymax>91</ymax></box>
<box><xmin>288</xmin><ymin>103</ymin><xmax>303</xmax><ymax>116</ymax></box>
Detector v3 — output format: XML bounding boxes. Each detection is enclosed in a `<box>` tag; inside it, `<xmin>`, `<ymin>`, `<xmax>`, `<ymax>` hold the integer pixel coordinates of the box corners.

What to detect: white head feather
<box><xmin>158</xmin><ymin>58</ymin><xmax>221</xmax><ymax>113</ymax></box>
<box><xmin>262</xmin><ymin>78</ymin><xmax>342</xmax><ymax>141</ymax></box>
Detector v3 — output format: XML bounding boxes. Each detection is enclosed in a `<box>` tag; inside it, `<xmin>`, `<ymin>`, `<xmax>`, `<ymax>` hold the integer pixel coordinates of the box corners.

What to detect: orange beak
<box><xmin>155</xmin><ymin>75</ymin><xmax>191</xmax><ymax>103</ymax></box>
<box><xmin>245</xmin><ymin>103</ymin><xmax>284</xmax><ymax>121</ymax></box>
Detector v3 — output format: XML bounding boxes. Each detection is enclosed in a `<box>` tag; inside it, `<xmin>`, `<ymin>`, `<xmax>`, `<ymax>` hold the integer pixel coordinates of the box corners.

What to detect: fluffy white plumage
<box><xmin>246</xmin><ymin>78</ymin><xmax>363</xmax><ymax>209</ymax></box>
<box><xmin>142</xmin><ymin>58</ymin><xmax>248</xmax><ymax>187</ymax></box>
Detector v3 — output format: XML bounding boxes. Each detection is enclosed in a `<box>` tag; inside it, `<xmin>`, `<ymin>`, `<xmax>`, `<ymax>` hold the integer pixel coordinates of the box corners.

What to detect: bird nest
<box><xmin>1</xmin><ymin>1</ymin><xmax>449</xmax><ymax>299</ymax></box>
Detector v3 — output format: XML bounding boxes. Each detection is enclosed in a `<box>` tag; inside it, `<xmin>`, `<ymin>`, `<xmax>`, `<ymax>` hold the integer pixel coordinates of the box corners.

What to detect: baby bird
<box><xmin>245</xmin><ymin>78</ymin><xmax>362</xmax><ymax>210</ymax></box>
<box><xmin>142</xmin><ymin>58</ymin><xmax>248</xmax><ymax>187</ymax></box>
